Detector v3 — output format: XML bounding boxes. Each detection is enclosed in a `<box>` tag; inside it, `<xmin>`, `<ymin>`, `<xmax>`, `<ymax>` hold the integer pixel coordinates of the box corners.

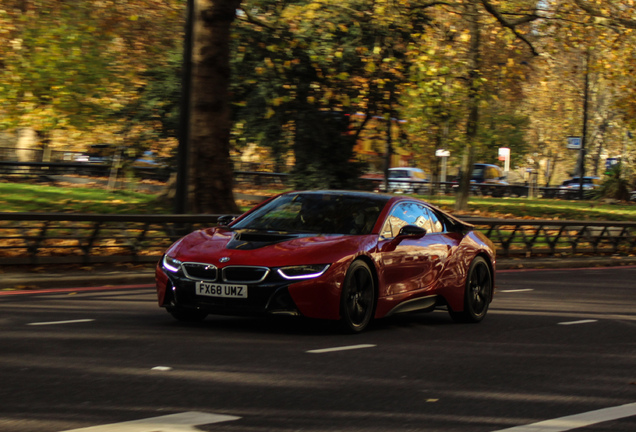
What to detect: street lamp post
<box><xmin>175</xmin><ymin>0</ymin><xmax>194</xmax><ymax>214</ymax></box>
<box><xmin>578</xmin><ymin>48</ymin><xmax>591</xmax><ymax>200</ymax></box>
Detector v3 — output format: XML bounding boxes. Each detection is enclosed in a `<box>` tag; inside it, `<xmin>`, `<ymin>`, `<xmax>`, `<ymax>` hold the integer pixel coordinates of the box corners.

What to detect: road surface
<box><xmin>1</xmin><ymin>266</ymin><xmax>634</xmax><ymax>432</ymax></box>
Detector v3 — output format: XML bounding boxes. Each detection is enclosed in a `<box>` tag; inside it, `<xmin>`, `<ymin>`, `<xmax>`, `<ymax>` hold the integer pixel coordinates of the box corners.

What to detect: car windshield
<box><xmin>232</xmin><ymin>192</ymin><xmax>388</xmax><ymax>235</ymax></box>
<box><xmin>388</xmin><ymin>170</ymin><xmax>409</xmax><ymax>179</ymax></box>
<box><xmin>471</xmin><ymin>167</ymin><xmax>485</xmax><ymax>178</ymax></box>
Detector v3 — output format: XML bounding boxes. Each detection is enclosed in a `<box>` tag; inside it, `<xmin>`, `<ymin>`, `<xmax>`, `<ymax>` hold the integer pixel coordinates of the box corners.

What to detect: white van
<box><xmin>387</xmin><ymin>167</ymin><xmax>429</xmax><ymax>194</ymax></box>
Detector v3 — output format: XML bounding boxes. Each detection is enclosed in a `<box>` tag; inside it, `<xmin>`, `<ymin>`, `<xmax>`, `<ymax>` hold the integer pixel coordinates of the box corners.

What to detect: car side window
<box><xmin>424</xmin><ymin>208</ymin><xmax>444</xmax><ymax>233</ymax></box>
<box><xmin>380</xmin><ymin>202</ymin><xmax>441</xmax><ymax>240</ymax></box>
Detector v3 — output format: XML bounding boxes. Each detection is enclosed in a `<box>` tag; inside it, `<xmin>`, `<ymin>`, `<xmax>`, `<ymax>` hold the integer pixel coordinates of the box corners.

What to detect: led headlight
<box><xmin>162</xmin><ymin>254</ymin><xmax>183</xmax><ymax>273</ymax></box>
<box><xmin>277</xmin><ymin>264</ymin><xmax>330</xmax><ymax>280</ymax></box>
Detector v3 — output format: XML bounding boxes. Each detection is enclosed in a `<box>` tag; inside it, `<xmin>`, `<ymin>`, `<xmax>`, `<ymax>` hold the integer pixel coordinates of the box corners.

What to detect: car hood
<box><xmin>167</xmin><ymin>228</ymin><xmax>373</xmax><ymax>267</ymax></box>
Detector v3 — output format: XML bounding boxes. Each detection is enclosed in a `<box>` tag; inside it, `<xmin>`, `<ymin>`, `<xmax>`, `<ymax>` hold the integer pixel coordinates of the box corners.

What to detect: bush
<box><xmin>594</xmin><ymin>164</ymin><xmax>631</xmax><ymax>201</ymax></box>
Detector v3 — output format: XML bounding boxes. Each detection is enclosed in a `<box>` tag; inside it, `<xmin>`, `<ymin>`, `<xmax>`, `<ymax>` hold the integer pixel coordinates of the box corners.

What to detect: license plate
<box><xmin>196</xmin><ymin>282</ymin><xmax>248</xmax><ymax>298</ymax></box>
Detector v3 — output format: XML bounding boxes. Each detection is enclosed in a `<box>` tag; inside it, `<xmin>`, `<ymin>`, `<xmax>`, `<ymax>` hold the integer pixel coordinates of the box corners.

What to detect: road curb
<box><xmin>0</xmin><ymin>269</ymin><xmax>156</xmax><ymax>290</ymax></box>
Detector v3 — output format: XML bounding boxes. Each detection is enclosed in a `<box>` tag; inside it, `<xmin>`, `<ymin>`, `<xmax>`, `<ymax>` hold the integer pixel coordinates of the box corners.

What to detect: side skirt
<box><xmin>385</xmin><ymin>295</ymin><xmax>439</xmax><ymax>317</ymax></box>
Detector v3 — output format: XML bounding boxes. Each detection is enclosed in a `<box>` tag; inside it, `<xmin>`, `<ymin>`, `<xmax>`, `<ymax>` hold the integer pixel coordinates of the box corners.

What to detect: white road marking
<box><xmin>558</xmin><ymin>319</ymin><xmax>598</xmax><ymax>326</ymax></box>
<box><xmin>499</xmin><ymin>289</ymin><xmax>534</xmax><ymax>293</ymax></box>
<box><xmin>28</xmin><ymin>319</ymin><xmax>95</xmax><ymax>326</ymax></box>
<box><xmin>151</xmin><ymin>366</ymin><xmax>173</xmax><ymax>371</ymax></box>
<box><xmin>491</xmin><ymin>401</ymin><xmax>636</xmax><ymax>431</ymax></box>
<box><xmin>307</xmin><ymin>344</ymin><xmax>376</xmax><ymax>354</ymax></box>
<box><xmin>60</xmin><ymin>411</ymin><xmax>240</xmax><ymax>432</ymax></box>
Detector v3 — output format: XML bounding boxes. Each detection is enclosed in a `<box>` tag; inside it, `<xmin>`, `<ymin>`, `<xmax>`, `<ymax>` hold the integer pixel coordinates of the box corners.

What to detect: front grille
<box><xmin>222</xmin><ymin>266</ymin><xmax>270</xmax><ymax>283</ymax></box>
<box><xmin>183</xmin><ymin>262</ymin><xmax>218</xmax><ymax>281</ymax></box>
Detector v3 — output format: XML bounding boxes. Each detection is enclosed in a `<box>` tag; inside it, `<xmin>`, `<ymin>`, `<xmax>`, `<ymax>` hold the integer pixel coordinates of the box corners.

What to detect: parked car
<box><xmin>386</xmin><ymin>167</ymin><xmax>430</xmax><ymax>194</ymax></box>
<box><xmin>453</xmin><ymin>163</ymin><xmax>509</xmax><ymax>196</ymax></box>
<box><xmin>630</xmin><ymin>190</ymin><xmax>636</xmax><ymax>202</ymax></box>
<box><xmin>470</xmin><ymin>163</ymin><xmax>508</xmax><ymax>185</ymax></box>
<box><xmin>132</xmin><ymin>151</ymin><xmax>171</xmax><ymax>181</ymax></box>
<box><xmin>155</xmin><ymin>190</ymin><xmax>496</xmax><ymax>332</ymax></box>
<box><xmin>558</xmin><ymin>176</ymin><xmax>601</xmax><ymax>199</ymax></box>
<box><xmin>85</xmin><ymin>143</ymin><xmax>116</xmax><ymax>164</ymax></box>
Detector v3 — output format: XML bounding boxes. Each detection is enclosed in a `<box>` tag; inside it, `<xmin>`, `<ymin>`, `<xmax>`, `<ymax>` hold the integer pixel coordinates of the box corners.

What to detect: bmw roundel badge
<box><xmin>219</xmin><ymin>257</ymin><xmax>230</xmax><ymax>263</ymax></box>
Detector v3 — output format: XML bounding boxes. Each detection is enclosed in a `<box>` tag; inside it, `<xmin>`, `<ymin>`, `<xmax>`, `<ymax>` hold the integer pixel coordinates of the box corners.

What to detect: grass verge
<box><xmin>0</xmin><ymin>182</ymin><xmax>169</xmax><ymax>214</ymax></box>
<box><xmin>1</xmin><ymin>181</ymin><xmax>635</xmax><ymax>221</ymax></box>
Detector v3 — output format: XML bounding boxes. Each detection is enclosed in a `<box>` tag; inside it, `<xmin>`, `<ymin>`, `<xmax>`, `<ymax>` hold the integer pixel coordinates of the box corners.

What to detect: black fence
<box><xmin>0</xmin><ymin>161</ymin><xmax>172</xmax><ymax>181</ymax></box>
<box><xmin>1</xmin><ymin>161</ymin><xmax>579</xmax><ymax>198</ymax></box>
<box><xmin>1</xmin><ymin>212</ymin><xmax>634</xmax><ymax>266</ymax></box>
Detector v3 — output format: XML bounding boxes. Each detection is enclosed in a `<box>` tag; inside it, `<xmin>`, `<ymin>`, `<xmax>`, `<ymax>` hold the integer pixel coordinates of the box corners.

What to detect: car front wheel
<box><xmin>340</xmin><ymin>260</ymin><xmax>376</xmax><ymax>333</ymax></box>
<box><xmin>449</xmin><ymin>256</ymin><xmax>492</xmax><ymax>323</ymax></box>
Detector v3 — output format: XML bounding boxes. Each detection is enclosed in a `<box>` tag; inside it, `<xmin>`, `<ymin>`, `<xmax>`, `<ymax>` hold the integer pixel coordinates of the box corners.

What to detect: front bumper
<box><xmin>156</xmin><ymin>266</ymin><xmax>301</xmax><ymax>317</ymax></box>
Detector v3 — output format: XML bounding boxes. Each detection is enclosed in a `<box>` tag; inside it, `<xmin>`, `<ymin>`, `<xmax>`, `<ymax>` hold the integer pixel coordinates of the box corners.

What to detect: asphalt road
<box><xmin>0</xmin><ymin>267</ymin><xmax>635</xmax><ymax>432</ymax></box>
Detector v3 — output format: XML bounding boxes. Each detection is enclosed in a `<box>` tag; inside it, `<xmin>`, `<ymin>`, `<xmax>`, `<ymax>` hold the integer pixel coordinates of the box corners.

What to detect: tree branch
<box><xmin>573</xmin><ymin>0</ymin><xmax>636</xmax><ymax>30</ymax></box>
<box><xmin>480</xmin><ymin>0</ymin><xmax>540</xmax><ymax>56</ymax></box>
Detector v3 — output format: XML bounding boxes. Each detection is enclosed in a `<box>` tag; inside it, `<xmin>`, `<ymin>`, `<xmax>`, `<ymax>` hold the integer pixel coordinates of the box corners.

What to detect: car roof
<box><xmin>389</xmin><ymin>167</ymin><xmax>424</xmax><ymax>172</ymax></box>
<box><xmin>473</xmin><ymin>163</ymin><xmax>501</xmax><ymax>168</ymax></box>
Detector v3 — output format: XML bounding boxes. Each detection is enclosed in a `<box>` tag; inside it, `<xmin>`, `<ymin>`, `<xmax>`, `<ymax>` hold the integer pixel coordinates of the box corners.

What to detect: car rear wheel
<box><xmin>340</xmin><ymin>260</ymin><xmax>376</xmax><ymax>333</ymax></box>
<box><xmin>167</xmin><ymin>307</ymin><xmax>208</xmax><ymax>322</ymax></box>
<box><xmin>449</xmin><ymin>256</ymin><xmax>492</xmax><ymax>323</ymax></box>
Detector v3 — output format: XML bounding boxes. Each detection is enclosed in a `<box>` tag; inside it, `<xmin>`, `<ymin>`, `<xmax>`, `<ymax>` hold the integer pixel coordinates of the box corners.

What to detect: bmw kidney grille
<box><xmin>182</xmin><ymin>263</ymin><xmax>218</xmax><ymax>281</ymax></box>
<box><xmin>182</xmin><ymin>263</ymin><xmax>270</xmax><ymax>284</ymax></box>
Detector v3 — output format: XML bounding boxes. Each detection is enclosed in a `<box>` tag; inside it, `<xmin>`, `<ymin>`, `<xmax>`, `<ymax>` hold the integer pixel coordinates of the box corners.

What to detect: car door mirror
<box><xmin>217</xmin><ymin>215</ymin><xmax>236</xmax><ymax>226</ymax></box>
<box><xmin>397</xmin><ymin>225</ymin><xmax>426</xmax><ymax>238</ymax></box>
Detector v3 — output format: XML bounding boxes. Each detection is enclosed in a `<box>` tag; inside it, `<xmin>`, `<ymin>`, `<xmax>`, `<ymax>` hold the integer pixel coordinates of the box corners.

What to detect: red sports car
<box><xmin>156</xmin><ymin>190</ymin><xmax>495</xmax><ymax>332</ymax></box>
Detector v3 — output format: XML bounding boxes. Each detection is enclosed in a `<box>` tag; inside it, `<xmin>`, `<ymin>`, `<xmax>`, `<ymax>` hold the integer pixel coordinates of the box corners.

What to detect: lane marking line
<box><xmin>558</xmin><ymin>319</ymin><xmax>598</xmax><ymax>326</ymax></box>
<box><xmin>60</xmin><ymin>411</ymin><xmax>240</xmax><ymax>432</ymax></box>
<box><xmin>499</xmin><ymin>289</ymin><xmax>534</xmax><ymax>293</ymax></box>
<box><xmin>307</xmin><ymin>344</ymin><xmax>376</xmax><ymax>354</ymax></box>
<box><xmin>491</xmin><ymin>401</ymin><xmax>636</xmax><ymax>432</ymax></box>
<box><xmin>27</xmin><ymin>319</ymin><xmax>95</xmax><ymax>326</ymax></box>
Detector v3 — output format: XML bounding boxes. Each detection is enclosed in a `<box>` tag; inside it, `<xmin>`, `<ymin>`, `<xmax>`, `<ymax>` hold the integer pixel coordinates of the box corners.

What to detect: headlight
<box><xmin>162</xmin><ymin>255</ymin><xmax>182</xmax><ymax>273</ymax></box>
<box><xmin>277</xmin><ymin>264</ymin><xmax>330</xmax><ymax>280</ymax></box>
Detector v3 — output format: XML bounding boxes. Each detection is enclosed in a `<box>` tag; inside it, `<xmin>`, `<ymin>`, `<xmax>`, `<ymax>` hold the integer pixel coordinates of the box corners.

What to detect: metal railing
<box><xmin>466</xmin><ymin>217</ymin><xmax>636</xmax><ymax>257</ymax></box>
<box><xmin>0</xmin><ymin>213</ymin><xmax>219</xmax><ymax>265</ymax></box>
<box><xmin>1</xmin><ymin>213</ymin><xmax>634</xmax><ymax>266</ymax></box>
<box><xmin>0</xmin><ymin>161</ymin><xmax>172</xmax><ymax>181</ymax></box>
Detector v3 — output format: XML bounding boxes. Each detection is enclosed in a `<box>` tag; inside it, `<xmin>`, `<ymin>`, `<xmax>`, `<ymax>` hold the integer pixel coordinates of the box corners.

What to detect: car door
<box><xmin>376</xmin><ymin>201</ymin><xmax>451</xmax><ymax>297</ymax></box>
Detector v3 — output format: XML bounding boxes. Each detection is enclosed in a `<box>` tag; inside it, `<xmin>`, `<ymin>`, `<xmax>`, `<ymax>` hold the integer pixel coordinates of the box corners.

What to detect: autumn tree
<box><xmin>0</xmin><ymin>0</ymin><xmax>185</xmax><ymax>154</ymax></box>
<box><xmin>518</xmin><ymin>1</ymin><xmax>636</xmax><ymax>188</ymax></box>
<box><xmin>399</xmin><ymin>1</ymin><xmax>541</xmax><ymax>210</ymax></box>
<box><xmin>231</xmin><ymin>0</ymin><xmax>436</xmax><ymax>189</ymax></box>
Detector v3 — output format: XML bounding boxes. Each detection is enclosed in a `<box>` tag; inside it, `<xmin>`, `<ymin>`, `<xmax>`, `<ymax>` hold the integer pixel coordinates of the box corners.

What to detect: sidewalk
<box><xmin>1</xmin><ymin>256</ymin><xmax>635</xmax><ymax>291</ymax></box>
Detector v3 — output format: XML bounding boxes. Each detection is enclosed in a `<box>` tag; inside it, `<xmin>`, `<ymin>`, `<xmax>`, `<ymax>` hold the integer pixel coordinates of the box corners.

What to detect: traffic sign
<box><xmin>567</xmin><ymin>136</ymin><xmax>582</xmax><ymax>150</ymax></box>
<box><xmin>435</xmin><ymin>149</ymin><xmax>450</xmax><ymax>157</ymax></box>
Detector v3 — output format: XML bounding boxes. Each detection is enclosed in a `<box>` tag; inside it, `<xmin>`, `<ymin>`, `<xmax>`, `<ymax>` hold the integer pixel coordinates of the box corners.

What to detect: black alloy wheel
<box><xmin>340</xmin><ymin>260</ymin><xmax>376</xmax><ymax>333</ymax></box>
<box><xmin>449</xmin><ymin>256</ymin><xmax>492</xmax><ymax>323</ymax></box>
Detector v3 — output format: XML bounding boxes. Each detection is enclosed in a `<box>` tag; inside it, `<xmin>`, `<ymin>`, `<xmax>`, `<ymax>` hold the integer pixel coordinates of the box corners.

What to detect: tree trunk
<box><xmin>188</xmin><ymin>0</ymin><xmax>241</xmax><ymax>214</ymax></box>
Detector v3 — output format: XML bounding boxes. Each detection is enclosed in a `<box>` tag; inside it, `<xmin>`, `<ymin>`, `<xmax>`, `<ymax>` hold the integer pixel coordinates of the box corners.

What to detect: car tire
<box><xmin>340</xmin><ymin>260</ymin><xmax>376</xmax><ymax>333</ymax></box>
<box><xmin>449</xmin><ymin>256</ymin><xmax>492</xmax><ymax>323</ymax></box>
<box><xmin>167</xmin><ymin>307</ymin><xmax>208</xmax><ymax>323</ymax></box>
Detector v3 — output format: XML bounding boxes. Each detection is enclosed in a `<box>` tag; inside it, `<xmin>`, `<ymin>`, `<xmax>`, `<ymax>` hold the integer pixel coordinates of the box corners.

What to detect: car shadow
<box><xmin>159</xmin><ymin>310</ymin><xmax>456</xmax><ymax>335</ymax></box>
